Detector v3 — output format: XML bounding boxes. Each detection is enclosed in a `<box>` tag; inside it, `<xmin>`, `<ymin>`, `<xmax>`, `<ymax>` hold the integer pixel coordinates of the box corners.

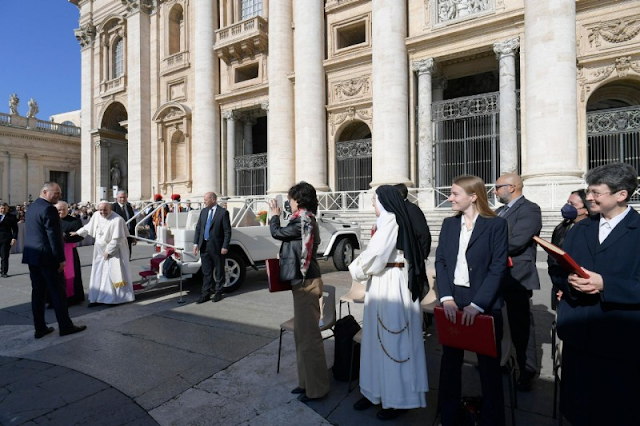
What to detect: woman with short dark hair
<box><xmin>269</xmin><ymin>181</ymin><xmax>330</xmax><ymax>402</ymax></box>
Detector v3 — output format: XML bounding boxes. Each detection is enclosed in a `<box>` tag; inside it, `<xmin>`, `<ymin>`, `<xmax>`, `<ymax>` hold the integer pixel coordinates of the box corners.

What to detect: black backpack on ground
<box><xmin>162</xmin><ymin>256</ymin><xmax>181</xmax><ymax>278</ymax></box>
<box><xmin>332</xmin><ymin>314</ymin><xmax>361</xmax><ymax>382</ymax></box>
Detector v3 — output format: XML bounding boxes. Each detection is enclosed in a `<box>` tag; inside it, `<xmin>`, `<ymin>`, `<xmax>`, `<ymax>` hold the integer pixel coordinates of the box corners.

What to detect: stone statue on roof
<box><xmin>27</xmin><ymin>98</ymin><xmax>39</xmax><ymax>119</ymax></box>
<box><xmin>9</xmin><ymin>94</ymin><xmax>19</xmax><ymax>115</ymax></box>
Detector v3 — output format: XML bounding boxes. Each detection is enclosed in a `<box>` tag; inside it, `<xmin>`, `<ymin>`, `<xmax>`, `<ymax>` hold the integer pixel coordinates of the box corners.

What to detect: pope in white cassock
<box><xmin>348</xmin><ymin>185</ymin><xmax>428</xmax><ymax>421</ymax></box>
<box><xmin>73</xmin><ymin>201</ymin><xmax>134</xmax><ymax>306</ymax></box>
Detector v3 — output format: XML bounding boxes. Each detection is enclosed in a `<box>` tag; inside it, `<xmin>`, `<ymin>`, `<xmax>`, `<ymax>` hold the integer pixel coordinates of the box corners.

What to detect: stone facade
<box><xmin>69</xmin><ymin>0</ymin><xmax>640</xmax><ymax>207</ymax></box>
<box><xmin>0</xmin><ymin>108</ymin><xmax>81</xmax><ymax>205</ymax></box>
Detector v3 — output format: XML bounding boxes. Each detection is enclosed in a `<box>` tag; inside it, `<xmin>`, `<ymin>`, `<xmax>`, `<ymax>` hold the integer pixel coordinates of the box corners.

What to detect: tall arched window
<box><xmin>113</xmin><ymin>38</ymin><xmax>124</xmax><ymax>78</ymax></box>
<box><xmin>168</xmin><ymin>5</ymin><xmax>184</xmax><ymax>55</ymax></box>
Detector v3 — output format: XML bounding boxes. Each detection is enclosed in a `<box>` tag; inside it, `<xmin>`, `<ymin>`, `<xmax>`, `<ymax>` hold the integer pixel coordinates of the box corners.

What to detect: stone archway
<box><xmin>586</xmin><ymin>79</ymin><xmax>640</xmax><ymax>176</ymax></box>
<box><xmin>96</xmin><ymin>101</ymin><xmax>128</xmax><ymax>200</ymax></box>
<box><xmin>335</xmin><ymin>120</ymin><xmax>372</xmax><ymax>191</ymax></box>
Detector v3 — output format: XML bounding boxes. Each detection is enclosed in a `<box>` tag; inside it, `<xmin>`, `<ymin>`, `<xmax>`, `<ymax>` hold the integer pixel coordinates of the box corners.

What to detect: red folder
<box><xmin>533</xmin><ymin>236</ymin><xmax>589</xmax><ymax>279</ymax></box>
<box><xmin>434</xmin><ymin>306</ymin><xmax>497</xmax><ymax>358</ymax></box>
<box><xmin>266</xmin><ymin>259</ymin><xmax>292</xmax><ymax>292</ymax></box>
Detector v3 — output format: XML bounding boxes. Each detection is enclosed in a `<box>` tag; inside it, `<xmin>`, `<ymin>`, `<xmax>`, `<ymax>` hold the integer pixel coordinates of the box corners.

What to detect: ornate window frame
<box><xmin>330</xmin><ymin>13</ymin><xmax>371</xmax><ymax>58</ymax></box>
<box><xmin>98</xmin><ymin>16</ymin><xmax>127</xmax><ymax>97</ymax></box>
<box><xmin>153</xmin><ymin>102</ymin><xmax>193</xmax><ymax>190</ymax></box>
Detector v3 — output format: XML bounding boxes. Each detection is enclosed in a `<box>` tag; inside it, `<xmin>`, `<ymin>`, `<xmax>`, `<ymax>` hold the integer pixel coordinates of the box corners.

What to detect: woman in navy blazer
<box><xmin>435</xmin><ymin>175</ymin><xmax>508</xmax><ymax>426</ymax></box>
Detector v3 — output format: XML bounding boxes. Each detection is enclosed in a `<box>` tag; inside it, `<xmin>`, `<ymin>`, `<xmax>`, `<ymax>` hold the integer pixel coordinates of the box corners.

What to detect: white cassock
<box><xmin>349</xmin><ymin>212</ymin><xmax>428</xmax><ymax>409</ymax></box>
<box><xmin>76</xmin><ymin>212</ymin><xmax>134</xmax><ymax>304</ymax></box>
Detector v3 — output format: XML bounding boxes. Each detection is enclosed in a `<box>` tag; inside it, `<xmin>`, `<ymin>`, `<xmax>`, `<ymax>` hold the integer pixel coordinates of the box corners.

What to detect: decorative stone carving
<box><xmin>412</xmin><ymin>58</ymin><xmax>436</xmax><ymax>75</ymax></box>
<box><xmin>333</xmin><ymin>77</ymin><xmax>371</xmax><ymax>101</ymax></box>
<box><xmin>121</xmin><ymin>0</ymin><xmax>154</xmax><ymax>14</ymax></box>
<box><xmin>587</xmin><ymin>17</ymin><xmax>640</xmax><ymax>48</ymax></box>
<box><xmin>261</xmin><ymin>101</ymin><xmax>269</xmax><ymax>112</ymax></box>
<box><xmin>222</xmin><ymin>110</ymin><xmax>237</xmax><ymax>120</ymax></box>
<box><xmin>436</xmin><ymin>0</ymin><xmax>492</xmax><ymax>24</ymax></box>
<box><xmin>587</xmin><ymin>107</ymin><xmax>640</xmax><ymax>134</ymax></box>
<box><xmin>578</xmin><ymin>56</ymin><xmax>640</xmax><ymax>101</ymax></box>
<box><xmin>493</xmin><ymin>37</ymin><xmax>520</xmax><ymax>58</ymax></box>
<box><xmin>74</xmin><ymin>22</ymin><xmax>96</xmax><ymax>48</ymax></box>
<box><xmin>329</xmin><ymin>107</ymin><xmax>372</xmax><ymax>135</ymax></box>
<box><xmin>26</xmin><ymin>98</ymin><xmax>38</xmax><ymax>119</ymax></box>
<box><xmin>8</xmin><ymin>94</ymin><xmax>19</xmax><ymax>116</ymax></box>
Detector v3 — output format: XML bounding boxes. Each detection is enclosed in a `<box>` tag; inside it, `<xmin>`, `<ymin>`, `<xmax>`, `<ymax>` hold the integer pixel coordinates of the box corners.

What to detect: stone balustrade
<box><xmin>215</xmin><ymin>16</ymin><xmax>268</xmax><ymax>63</ymax></box>
<box><xmin>100</xmin><ymin>75</ymin><xmax>126</xmax><ymax>96</ymax></box>
<box><xmin>0</xmin><ymin>112</ymin><xmax>80</xmax><ymax>137</ymax></box>
<box><xmin>161</xmin><ymin>51</ymin><xmax>190</xmax><ymax>75</ymax></box>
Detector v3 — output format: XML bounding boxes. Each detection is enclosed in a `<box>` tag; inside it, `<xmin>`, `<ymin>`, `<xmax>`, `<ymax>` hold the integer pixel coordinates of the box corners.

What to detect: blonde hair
<box><xmin>453</xmin><ymin>175</ymin><xmax>496</xmax><ymax>218</ymax></box>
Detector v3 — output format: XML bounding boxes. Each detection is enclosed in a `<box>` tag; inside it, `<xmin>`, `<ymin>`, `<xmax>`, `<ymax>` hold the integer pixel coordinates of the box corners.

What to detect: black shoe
<box><xmin>35</xmin><ymin>326</ymin><xmax>54</xmax><ymax>339</ymax></box>
<box><xmin>376</xmin><ymin>408</ymin><xmax>406</xmax><ymax>421</ymax></box>
<box><xmin>353</xmin><ymin>397</ymin><xmax>374</xmax><ymax>411</ymax></box>
<box><xmin>59</xmin><ymin>325</ymin><xmax>87</xmax><ymax>336</ymax></box>
<box><xmin>298</xmin><ymin>393</ymin><xmax>325</xmax><ymax>403</ymax></box>
<box><xmin>1</xmin><ymin>273</ymin><xmax>7</xmax><ymax>278</ymax></box>
<box><xmin>212</xmin><ymin>292</ymin><xmax>223</xmax><ymax>303</ymax></box>
<box><xmin>291</xmin><ymin>387</ymin><xmax>305</xmax><ymax>394</ymax></box>
<box><xmin>196</xmin><ymin>295</ymin><xmax>210</xmax><ymax>304</ymax></box>
<box><xmin>517</xmin><ymin>370</ymin><xmax>536</xmax><ymax>392</ymax></box>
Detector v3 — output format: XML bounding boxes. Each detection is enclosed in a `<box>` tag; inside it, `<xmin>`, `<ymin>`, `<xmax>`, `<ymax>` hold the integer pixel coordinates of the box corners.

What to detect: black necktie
<box><xmin>499</xmin><ymin>205</ymin><xmax>510</xmax><ymax>217</ymax></box>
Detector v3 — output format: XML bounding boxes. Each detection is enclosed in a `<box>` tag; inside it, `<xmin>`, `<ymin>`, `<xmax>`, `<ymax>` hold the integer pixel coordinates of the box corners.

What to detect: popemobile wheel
<box><xmin>332</xmin><ymin>238</ymin><xmax>354</xmax><ymax>271</ymax></box>
<box><xmin>222</xmin><ymin>251</ymin><xmax>247</xmax><ymax>293</ymax></box>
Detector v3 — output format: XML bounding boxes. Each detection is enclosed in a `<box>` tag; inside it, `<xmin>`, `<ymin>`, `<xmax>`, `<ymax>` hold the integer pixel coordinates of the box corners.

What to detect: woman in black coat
<box><xmin>269</xmin><ymin>181</ymin><xmax>330</xmax><ymax>402</ymax></box>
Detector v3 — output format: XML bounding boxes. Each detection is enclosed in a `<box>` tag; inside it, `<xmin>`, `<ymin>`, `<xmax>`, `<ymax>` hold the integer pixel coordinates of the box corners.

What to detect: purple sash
<box><xmin>64</xmin><ymin>242</ymin><xmax>76</xmax><ymax>297</ymax></box>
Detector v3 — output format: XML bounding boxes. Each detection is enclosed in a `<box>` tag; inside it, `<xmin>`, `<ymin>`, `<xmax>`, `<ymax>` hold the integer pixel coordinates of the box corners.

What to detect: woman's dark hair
<box><xmin>288</xmin><ymin>181</ymin><xmax>318</xmax><ymax>214</ymax></box>
<box><xmin>585</xmin><ymin>162</ymin><xmax>638</xmax><ymax>202</ymax></box>
<box><xmin>572</xmin><ymin>189</ymin><xmax>592</xmax><ymax>216</ymax></box>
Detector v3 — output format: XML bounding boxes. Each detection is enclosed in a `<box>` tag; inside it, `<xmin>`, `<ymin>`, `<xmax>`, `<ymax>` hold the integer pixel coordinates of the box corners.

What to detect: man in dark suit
<box><xmin>554</xmin><ymin>162</ymin><xmax>640</xmax><ymax>424</ymax></box>
<box><xmin>493</xmin><ymin>173</ymin><xmax>542</xmax><ymax>391</ymax></box>
<box><xmin>22</xmin><ymin>182</ymin><xmax>86</xmax><ymax>338</ymax></box>
<box><xmin>0</xmin><ymin>203</ymin><xmax>18</xmax><ymax>277</ymax></box>
<box><xmin>113</xmin><ymin>190</ymin><xmax>136</xmax><ymax>259</ymax></box>
<box><xmin>193</xmin><ymin>191</ymin><xmax>232</xmax><ymax>303</ymax></box>
<box><xmin>394</xmin><ymin>184</ymin><xmax>432</xmax><ymax>260</ymax></box>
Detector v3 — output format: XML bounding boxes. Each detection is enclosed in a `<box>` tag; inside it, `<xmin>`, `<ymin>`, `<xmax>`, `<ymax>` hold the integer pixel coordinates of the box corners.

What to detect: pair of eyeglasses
<box><xmin>494</xmin><ymin>184</ymin><xmax>513</xmax><ymax>190</ymax></box>
<box><xmin>586</xmin><ymin>189</ymin><xmax>617</xmax><ymax>198</ymax></box>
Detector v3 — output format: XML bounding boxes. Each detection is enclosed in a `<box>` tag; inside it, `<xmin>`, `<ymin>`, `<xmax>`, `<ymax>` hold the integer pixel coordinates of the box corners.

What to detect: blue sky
<box><xmin>0</xmin><ymin>1</ymin><xmax>81</xmax><ymax>121</ymax></box>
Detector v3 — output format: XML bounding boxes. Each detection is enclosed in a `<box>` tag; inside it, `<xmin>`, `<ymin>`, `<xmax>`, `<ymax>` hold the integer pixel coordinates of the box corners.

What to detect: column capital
<box><xmin>261</xmin><ymin>101</ymin><xmax>269</xmax><ymax>112</ymax></box>
<box><xmin>412</xmin><ymin>58</ymin><xmax>437</xmax><ymax>76</ymax></box>
<box><xmin>222</xmin><ymin>110</ymin><xmax>237</xmax><ymax>121</ymax></box>
<box><xmin>74</xmin><ymin>22</ymin><xmax>96</xmax><ymax>49</ymax></box>
<box><xmin>493</xmin><ymin>37</ymin><xmax>520</xmax><ymax>59</ymax></box>
<box><xmin>121</xmin><ymin>0</ymin><xmax>154</xmax><ymax>16</ymax></box>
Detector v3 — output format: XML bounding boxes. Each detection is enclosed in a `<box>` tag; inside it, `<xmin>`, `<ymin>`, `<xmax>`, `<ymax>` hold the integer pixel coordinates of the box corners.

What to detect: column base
<box><xmin>369</xmin><ymin>178</ymin><xmax>413</xmax><ymax>188</ymax></box>
<box><xmin>522</xmin><ymin>171</ymin><xmax>585</xmax><ymax>209</ymax></box>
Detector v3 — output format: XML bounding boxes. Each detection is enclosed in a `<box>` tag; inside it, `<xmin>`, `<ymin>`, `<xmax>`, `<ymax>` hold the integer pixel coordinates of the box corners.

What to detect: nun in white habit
<box><xmin>349</xmin><ymin>185</ymin><xmax>429</xmax><ymax>420</ymax></box>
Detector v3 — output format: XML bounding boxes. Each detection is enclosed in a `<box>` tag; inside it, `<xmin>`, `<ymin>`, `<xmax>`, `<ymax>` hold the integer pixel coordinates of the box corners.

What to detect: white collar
<box><xmin>599</xmin><ymin>206</ymin><xmax>631</xmax><ymax>230</ymax></box>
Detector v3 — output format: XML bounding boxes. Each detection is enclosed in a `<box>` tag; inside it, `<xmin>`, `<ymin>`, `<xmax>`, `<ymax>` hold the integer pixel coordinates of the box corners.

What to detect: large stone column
<box><xmin>267</xmin><ymin>0</ymin><xmax>294</xmax><ymax>194</ymax></box>
<box><xmin>371</xmin><ymin>0</ymin><xmax>410</xmax><ymax>187</ymax></box>
<box><xmin>224</xmin><ymin>111</ymin><xmax>236</xmax><ymax>196</ymax></box>
<box><xmin>75</xmin><ymin>19</ymin><xmax>96</xmax><ymax>202</ymax></box>
<box><xmin>193</xmin><ymin>0</ymin><xmax>220</xmax><ymax>196</ymax></box>
<box><xmin>524</xmin><ymin>0</ymin><xmax>581</xmax><ymax>185</ymax></box>
<box><xmin>243</xmin><ymin>116</ymin><xmax>255</xmax><ymax>155</ymax></box>
<box><xmin>125</xmin><ymin>1</ymin><xmax>152</xmax><ymax>200</ymax></box>
<box><xmin>294</xmin><ymin>0</ymin><xmax>328</xmax><ymax>190</ymax></box>
<box><xmin>493</xmin><ymin>37</ymin><xmax>520</xmax><ymax>175</ymax></box>
<box><xmin>412</xmin><ymin>58</ymin><xmax>436</xmax><ymax>188</ymax></box>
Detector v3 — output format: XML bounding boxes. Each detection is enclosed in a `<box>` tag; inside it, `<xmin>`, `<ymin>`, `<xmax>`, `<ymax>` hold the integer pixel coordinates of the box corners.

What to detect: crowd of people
<box><xmin>10</xmin><ymin>161</ymin><xmax>637</xmax><ymax>425</ymax></box>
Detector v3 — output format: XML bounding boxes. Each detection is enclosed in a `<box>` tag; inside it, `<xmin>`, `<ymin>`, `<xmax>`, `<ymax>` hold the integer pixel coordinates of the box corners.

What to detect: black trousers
<box><xmin>200</xmin><ymin>240</ymin><xmax>225</xmax><ymax>296</ymax></box>
<box><xmin>30</xmin><ymin>264</ymin><xmax>74</xmax><ymax>332</ymax></box>
<box><xmin>439</xmin><ymin>310</ymin><xmax>505</xmax><ymax>426</ymax></box>
<box><xmin>504</xmin><ymin>284</ymin><xmax>538</xmax><ymax>375</ymax></box>
<box><xmin>0</xmin><ymin>238</ymin><xmax>10</xmax><ymax>274</ymax></box>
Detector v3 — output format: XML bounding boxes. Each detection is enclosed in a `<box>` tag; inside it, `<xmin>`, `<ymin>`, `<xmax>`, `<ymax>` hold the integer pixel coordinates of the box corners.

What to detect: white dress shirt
<box><xmin>599</xmin><ymin>206</ymin><xmax>631</xmax><ymax>243</ymax></box>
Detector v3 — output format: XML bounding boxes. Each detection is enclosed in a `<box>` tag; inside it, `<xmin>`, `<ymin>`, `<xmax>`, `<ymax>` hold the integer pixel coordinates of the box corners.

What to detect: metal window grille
<box><xmin>240</xmin><ymin>0</ymin><xmax>262</xmax><ymax>20</ymax></box>
<box><xmin>587</xmin><ymin>105</ymin><xmax>640</xmax><ymax>203</ymax></box>
<box><xmin>336</xmin><ymin>138</ymin><xmax>372</xmax><ymax>191</ymax></box>
<box><xmin>235</xmin><ymin>153</ymin><xmax>267</xmax><ymax>195</ymax></box>
<box><xmin>113</xmin><ymin>38</ymin><xmax>124</xmax><ymax>78</ymax></box>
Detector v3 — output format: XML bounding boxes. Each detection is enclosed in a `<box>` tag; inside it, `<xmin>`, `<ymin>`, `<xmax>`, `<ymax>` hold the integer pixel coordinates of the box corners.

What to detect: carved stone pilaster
<box><xmin>74</xmin><ymin>22</ymin><xmax>96</xmax><ymax>49</ymax></box>
<box><xmin>412</xmin><ymin>58</ymin><xmax>436</xmax><ymax>75</ymax></box>
<box><xmin>493</xmin><ymin>37</ymin><xmax>520</xmax><ymax>59</ymax></box>
<box><xmin>121</xmin><ymin>0</ymin><xmax>154</xmax><ymax>14</ymax></box>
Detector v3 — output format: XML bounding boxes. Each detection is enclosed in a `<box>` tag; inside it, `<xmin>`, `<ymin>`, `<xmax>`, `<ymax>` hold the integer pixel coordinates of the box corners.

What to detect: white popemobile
<box><xmin>132</xmin><ymin>196</ymin><xmax>361</xmax><ymax>293</ymax></box>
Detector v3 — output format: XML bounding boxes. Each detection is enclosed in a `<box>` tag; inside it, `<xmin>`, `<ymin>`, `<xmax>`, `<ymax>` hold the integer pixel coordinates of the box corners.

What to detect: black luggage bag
<box><xmin>332</xmin><ymin>314</ymin><xmax>361</xmax><ymax>381</ymax></box>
